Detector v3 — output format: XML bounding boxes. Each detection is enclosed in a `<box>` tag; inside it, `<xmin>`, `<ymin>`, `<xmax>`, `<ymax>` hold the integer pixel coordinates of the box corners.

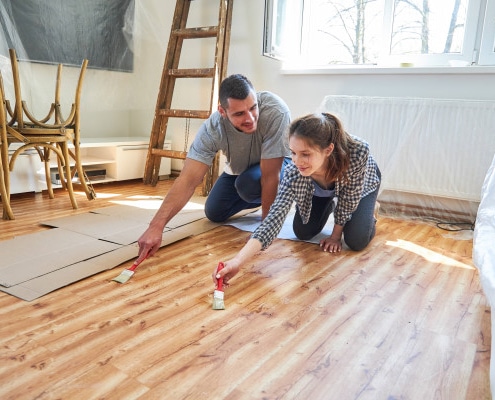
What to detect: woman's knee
<box><xmin>344</xmin><ymin>237</ymin><xmax>370</xmax><ymax>251</ymax></box>
<box><xmin>343</xmin><ymin>227</ymin><xmax>375</xmax><ymax>251</ymax></box>
<box><xmin>294</xmin><ymin>229</ymin><xmax>316</xmax><ymax>241</ymax></box>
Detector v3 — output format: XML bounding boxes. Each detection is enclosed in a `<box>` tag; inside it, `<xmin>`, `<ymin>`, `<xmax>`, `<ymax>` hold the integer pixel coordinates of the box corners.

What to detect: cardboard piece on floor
<box><xmin>40</xmin><ymin>213</ymin><xmax>151</xmax><ymax>245</ymax></box>
<box><xmin>0</xmin><ymin>228</ymin><xmax>121</xmax><ymax>287</ymax></box>
<box><xmin>0</xmin><ymin>245</ymin><xmax>138</xmax><ymax>302</ymax></box>
<box><xmin>91</xmin><ymin>204</ymin><xmax>206</xmax><ymax>230</ymax></box>
<box><xmin>160</xmin><ymin>218</ymin><xmax>219</xmax><ymax>246</ymax></box>
<box><xmin>166</xmin><ymin>209</ymin><xmax>208</xmax><ymax>229</ymax></box>
<box><xmin>90</xmin><ymin>203</ymin><xmax>163</xmax><ymax>224</ymax></box>
<box><xmin>0</xmin><ymin>217</ymin><xmax>219</xmax><ymax>302</ymax></box>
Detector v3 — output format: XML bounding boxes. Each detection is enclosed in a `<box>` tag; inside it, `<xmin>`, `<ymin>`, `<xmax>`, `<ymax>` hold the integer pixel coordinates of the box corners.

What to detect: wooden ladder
<box><xmin>143</xmin><ymin>0</ymin><xmax>233</xmax><ymax>195</ymax></box>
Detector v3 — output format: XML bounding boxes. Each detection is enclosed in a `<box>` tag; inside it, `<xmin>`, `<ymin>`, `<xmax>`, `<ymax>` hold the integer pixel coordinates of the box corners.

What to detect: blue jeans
<box><xmin>204</xmin><ymin>157</ymin><xmax>291</xmax><ymax>222</ymax></box>
<box><xmin>293</xmin><ymin>167</ymin><xmax>381</xmax><ymax>251</ymax></box>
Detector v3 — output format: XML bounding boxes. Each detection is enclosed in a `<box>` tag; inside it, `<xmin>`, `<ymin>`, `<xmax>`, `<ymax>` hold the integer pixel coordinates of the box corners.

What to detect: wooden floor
<box><xmin>0</xmin><ymin>180</ymin><xmax>491</xmax><ymax>399</ymax></box>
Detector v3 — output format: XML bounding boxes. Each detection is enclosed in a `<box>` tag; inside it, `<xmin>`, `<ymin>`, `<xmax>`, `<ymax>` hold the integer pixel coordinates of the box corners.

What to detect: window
<box><xmin>264</xmin><ymin>0</ymin><xmax>495</xmax><ymax>67</ymax></box>
<box><xmin>479</xmin><ymin>0</ymin><xmax>495</xmax><ymax>64</ymax></box>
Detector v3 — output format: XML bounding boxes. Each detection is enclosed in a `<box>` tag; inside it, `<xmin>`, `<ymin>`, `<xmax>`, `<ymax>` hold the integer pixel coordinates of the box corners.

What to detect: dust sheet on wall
<box><xmin>318</xmin><ymin>95</ymin><xmax>495</xmax><ymax>228</ymax></box>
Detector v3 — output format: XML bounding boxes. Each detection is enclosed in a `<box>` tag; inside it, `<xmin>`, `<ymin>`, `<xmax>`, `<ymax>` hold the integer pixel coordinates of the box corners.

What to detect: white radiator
<box><xmin>319</xmin><ymin>96</ymin><xmax>495</xmax><ymax>203</ymax></box>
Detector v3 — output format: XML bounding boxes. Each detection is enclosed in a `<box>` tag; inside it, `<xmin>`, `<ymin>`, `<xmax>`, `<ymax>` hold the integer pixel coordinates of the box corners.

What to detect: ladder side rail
<box><xmin>203</xmin><ymin>0</ymin><xmax>234</xmax><ymax>195</ymax></box>
<box><xmin>145</xmin><ymin>0</ymin><xmax>192</xmax><ymax>184</ymax></box>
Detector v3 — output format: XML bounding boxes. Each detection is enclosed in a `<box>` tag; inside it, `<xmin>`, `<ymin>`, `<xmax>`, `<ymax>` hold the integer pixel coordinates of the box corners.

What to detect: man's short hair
<box><xmin>218</xmin><ymin>74</ymin><xmax>255</xmax><ymax>109</ymax></box>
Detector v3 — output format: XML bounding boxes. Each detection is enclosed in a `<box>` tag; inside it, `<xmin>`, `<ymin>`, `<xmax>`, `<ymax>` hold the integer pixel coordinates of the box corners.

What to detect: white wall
<box><xmin>7</xmin><ymin>0</ymin><xmax>493</xmax><ymax>142</ymax></box>
<box><xmin>3</xmin><ymin>0</ymin><xmax>493</xmax><ymax>216</ymax></box>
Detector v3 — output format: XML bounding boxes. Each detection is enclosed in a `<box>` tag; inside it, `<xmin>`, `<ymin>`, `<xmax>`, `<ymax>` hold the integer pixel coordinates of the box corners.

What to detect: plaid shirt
<box><xmin>252</xmin><ymin>136</ymin><xmax>380</xmax><ymax>249</ymax></box>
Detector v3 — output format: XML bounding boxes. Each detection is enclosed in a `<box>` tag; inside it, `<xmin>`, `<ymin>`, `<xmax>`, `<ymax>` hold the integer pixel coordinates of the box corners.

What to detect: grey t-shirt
<box><xmin>187</xmin><ymin>91</ymin><xmax>291</xmax><ymax>175</ymax></box>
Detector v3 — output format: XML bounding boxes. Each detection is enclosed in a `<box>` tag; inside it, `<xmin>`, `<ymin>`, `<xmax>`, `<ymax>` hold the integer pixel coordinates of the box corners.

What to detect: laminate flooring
<box><xmin>0</xmin><ymin>179</ymin><xmax>490</xmax><ymax>399</ymax></box>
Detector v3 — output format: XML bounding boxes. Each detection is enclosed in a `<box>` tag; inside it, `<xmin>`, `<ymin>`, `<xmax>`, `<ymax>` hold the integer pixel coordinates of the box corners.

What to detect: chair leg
<box><xmin>44</xmin><ymin>156</ymin><xmax>55</xmax><ymax>200</ymax></box>
<box><xmin>0</xmin><ymin>156</ymin><xmax>14</xmax><ymax>220</ymax></box>
<box><xmin>0</xmin><ymin>136</ymin><xmax>14</xmax><ymax>220</ymax></box>
<box><xmin>60</xmin><ymin>143</ymin><xmax>78</xmax><ymax>209</ymax></box>
<box><xmin>68</xmin><ymin>147</ymin><xmax>96</xmax><ymax>201</ymax></box>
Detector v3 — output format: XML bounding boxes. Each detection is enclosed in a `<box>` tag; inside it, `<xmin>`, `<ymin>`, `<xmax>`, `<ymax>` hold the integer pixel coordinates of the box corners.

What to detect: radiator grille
<box><xmin>320</xmin><ymin>96</ymin><xmax>495</xmax><ymax>202</ymax></box>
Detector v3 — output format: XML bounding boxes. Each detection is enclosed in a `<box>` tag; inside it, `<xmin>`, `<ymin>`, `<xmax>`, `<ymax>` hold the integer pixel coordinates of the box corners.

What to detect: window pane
<box><xmin>303</xmin><ymin>0</ymin><xmax>385</xmax><ymax>65</ymax></box>
<box><xmin>479</xmin><ymin>0</ymin><xmax>495</xmax><ymax>64</ymax></box>
<box><xmin>390</xmin><ymin>0</ymin><xmax>470</xmax><ymax>56</ymax></box>
<box><xmin>263</xmin><ymin>0</ymin><xmax>303</xmax><ymax>60</ymax></box>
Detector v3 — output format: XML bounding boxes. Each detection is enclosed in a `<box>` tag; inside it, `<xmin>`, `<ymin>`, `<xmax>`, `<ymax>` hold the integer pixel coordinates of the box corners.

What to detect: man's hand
<box><xmin>137</xmin><ymin>223</ymin><xmax>163</xmax><ymax>263</ymax></box>
<box><xmin>136</xmin><ymin>158</ymin><xmax>209</xmax><ymax>263</ymax></box>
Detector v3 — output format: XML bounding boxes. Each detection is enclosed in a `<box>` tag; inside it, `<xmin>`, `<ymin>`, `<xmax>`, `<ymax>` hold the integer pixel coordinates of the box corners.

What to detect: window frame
<box><xmin>264</xmin><ymin>0</ymin><xmax>495</xmax><ymax>68</ymax></box>
<box><xmin>479</xmin><ymin>0</ymin><xmax>495</xmax><ymax>64</ymax></box>
<box><xmin>380</xmin><ymin>0</ymin><xmax>482</xmax><ymax>66</ymax></box>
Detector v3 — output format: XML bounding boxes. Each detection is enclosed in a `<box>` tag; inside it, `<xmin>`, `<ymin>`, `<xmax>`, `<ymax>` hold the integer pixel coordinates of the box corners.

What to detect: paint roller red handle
<box><xmin>216</xmin><ymin>262</ymin><xmax>224</xmax><ymax>291</ymax></box>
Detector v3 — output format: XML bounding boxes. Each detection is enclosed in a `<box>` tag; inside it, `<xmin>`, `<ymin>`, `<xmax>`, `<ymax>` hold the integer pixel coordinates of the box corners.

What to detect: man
<box><xmin>137</xmin><ymin>74</ymin><xmax>291</xmax><ymax>262</ymax></box>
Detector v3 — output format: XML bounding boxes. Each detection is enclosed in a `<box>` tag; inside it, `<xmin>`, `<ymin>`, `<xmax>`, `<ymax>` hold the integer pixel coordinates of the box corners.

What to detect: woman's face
<box><xmin>289</xmin><ymin>135</ymin><xmax>334</xmax><ymax>177</ymax></box>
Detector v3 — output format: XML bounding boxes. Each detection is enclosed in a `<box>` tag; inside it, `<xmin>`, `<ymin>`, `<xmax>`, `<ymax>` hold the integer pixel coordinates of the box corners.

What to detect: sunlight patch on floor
<box><xmin>386</xmin><ymin>239</ymin><xmax>474</xmax><ymax>269</ymax></box>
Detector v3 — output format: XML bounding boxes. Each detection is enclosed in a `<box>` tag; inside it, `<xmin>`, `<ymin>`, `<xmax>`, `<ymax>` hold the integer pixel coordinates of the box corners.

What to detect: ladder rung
<box><xmin>168</xmin><ymin>68</ymin><xmax>215</xmax><ymax>78</ymax></box>
<box><xmin>158</xmin><ymin>109</ymin><xmax>211</xmax><ymax>119</ymax></box>
<box><xmin>151</xmin><ymin>148</ymin><xmax>187</xmax><ymax>160</ymax></box>
<box><xmin>173</xmin><ymin>27</ymin><xmax>219</xmax><ymax>39</ymax></box>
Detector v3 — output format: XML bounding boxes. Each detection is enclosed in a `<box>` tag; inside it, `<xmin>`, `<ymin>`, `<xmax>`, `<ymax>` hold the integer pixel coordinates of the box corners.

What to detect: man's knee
<box><xmin>204</xmin><ymin>205</ymin><xmax>229</xmax><ymax>223</ymax></box>
<box><xmin>235</xmin><ymin>174</ymin><xmax>261</xmax><ymax>203</ymax></box>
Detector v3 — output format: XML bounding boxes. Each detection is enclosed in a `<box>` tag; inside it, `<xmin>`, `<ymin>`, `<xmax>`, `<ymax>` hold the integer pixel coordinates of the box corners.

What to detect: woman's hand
<box><xmin>212</xmin><ymin>260</ymin><xmax>241</xmax><ymax>287</ymax></box>
<box><xmin>319</xmin><ymin>236</ymin><xmax>342</xmax><ymax>253</ymax></box>
<box><xmin>211</xmin><ymin>238</ymin><xmax>263</xmax><ymax>287</ymax></box>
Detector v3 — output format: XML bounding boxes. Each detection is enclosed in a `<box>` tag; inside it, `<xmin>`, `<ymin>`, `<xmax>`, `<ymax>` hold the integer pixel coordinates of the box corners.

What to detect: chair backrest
<box><xmin>8</xmin><ymin>49</ymin><xmax>24</xmax><ymax>129</ymax></box>
<box><xmin>8</xmin><ymin>48</ymin><xmax>89</xmax><ymax>133</ymax></box>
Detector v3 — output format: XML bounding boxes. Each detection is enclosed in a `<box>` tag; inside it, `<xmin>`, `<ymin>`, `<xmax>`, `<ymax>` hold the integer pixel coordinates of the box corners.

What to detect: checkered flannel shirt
<box><xmin>252</xmin><ymin>135</ymin><xmax>380</xmax><ymax>250</ymax></box>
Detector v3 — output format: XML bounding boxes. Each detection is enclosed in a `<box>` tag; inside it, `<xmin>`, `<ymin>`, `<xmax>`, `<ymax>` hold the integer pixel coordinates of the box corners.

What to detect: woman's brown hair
<box><xmin>288</xmin><ymin>112</ymin><xmax>355</xmax><ymax>183</ymax></box>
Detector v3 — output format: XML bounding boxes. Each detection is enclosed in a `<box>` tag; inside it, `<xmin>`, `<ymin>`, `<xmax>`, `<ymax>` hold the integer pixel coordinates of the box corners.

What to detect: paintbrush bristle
<box><xmin>212</xmin><ymin>290</ymin><xmax>225</xmax><ymax>310</ymax></box>
<box><xmin>112</xmin><ymin>269</ymin><xmax>134</xmax><ymax>284</ymax></box>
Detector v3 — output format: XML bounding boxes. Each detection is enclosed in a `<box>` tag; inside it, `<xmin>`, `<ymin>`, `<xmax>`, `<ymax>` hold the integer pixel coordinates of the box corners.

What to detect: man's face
<box><xmin>218</xmin><ymin>91</ymin><xmax>258</xmax><ymax>133</ymax></box>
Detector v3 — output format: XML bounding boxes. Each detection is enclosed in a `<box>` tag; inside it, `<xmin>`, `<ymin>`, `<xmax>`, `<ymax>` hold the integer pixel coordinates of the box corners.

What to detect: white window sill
<box><xmin>280</xmin><ymin>65</ymin><xmax>495</xmax><ymax>75</ymax></box>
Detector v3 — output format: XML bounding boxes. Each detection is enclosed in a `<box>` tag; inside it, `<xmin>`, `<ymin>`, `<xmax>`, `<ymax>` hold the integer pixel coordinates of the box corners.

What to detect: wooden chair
<box><xmin>0</xmin><ymin>73</ymin><xmax>14</xmax><ymax>220</ymax></box>
<box><xmin>3</xmin><ymin>48</ymin><xmax>96</xmax><ymax>213</ymax></box>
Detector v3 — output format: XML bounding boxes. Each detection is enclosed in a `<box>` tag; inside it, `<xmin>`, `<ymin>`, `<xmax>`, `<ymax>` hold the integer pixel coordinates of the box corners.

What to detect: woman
<box><xmin>213</xmin><ymin>112</ymin><xmax>381</xmax><ymax>285</ymax></box>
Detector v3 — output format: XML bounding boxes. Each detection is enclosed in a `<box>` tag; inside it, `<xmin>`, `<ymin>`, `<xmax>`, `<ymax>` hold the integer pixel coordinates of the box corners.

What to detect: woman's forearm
<box><xmin>232</xmin><ymin>238</ymin><xmax>263</xmax><ymax>265</ymax></box>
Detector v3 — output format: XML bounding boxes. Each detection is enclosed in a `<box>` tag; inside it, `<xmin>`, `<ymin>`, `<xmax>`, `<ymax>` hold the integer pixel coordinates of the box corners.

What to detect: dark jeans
<box><xmin>293</xmin><ymin>170</ymin><xmax>381</xmax><ymax>251</ymax></box>
<box><xmin>204</xmin><ymin>157</ymin><xmax>291</xmax><ymax>222</ymax></box>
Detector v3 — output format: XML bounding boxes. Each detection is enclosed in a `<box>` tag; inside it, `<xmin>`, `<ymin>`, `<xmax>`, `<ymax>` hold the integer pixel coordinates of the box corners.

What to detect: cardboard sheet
<box><xmin>0</xmin><ymin>228</ymin><xmax>121</xmax><ymax>287</ymax></box>
<box><xmin>0</xmin><ymin>203</ymin><xmax>219</xmax><ymax>301</ymax></box>
<box><xmin>40</xmin><ymin>213</ymin><xmax>151</xmax><ymax>245</ymax></box>
<box><xmin>90</xmin><ymin>204</ymin><xmax>207</xmax><ymax>230</ymax></box>
<box><xmin>0</xmin><ymin>245</ymin><xmax>138</xmax><ymax>302</ymax></box>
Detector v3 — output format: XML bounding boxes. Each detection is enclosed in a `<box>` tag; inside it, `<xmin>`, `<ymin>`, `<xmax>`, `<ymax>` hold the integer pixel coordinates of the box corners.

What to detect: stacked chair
<box><xmin>0</xmin><ymin>48</ymin><xmax>96</xmax><ymax>220</ymax></box>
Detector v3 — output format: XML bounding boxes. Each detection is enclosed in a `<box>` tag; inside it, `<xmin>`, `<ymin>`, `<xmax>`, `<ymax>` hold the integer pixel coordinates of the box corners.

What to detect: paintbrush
<box><xmin>212</xmin><ymin>262</ymin><xmax>226</xmax><ymax>310</ymax></box>
<box><xmin>112</xmin><ymin>254</ymin><xmax>148</xmax><ymax>284</ymax></box>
